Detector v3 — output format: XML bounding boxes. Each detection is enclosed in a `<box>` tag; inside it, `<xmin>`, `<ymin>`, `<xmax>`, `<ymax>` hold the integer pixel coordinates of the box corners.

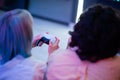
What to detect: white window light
<box><xmin>75</xmin><ymin>0</ymin><xmax>84</xmax><ymax>23</ymax></box>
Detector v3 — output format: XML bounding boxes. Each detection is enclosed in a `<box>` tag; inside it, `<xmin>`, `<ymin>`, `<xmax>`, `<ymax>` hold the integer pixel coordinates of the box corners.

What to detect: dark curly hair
<box><xmin>69</xmin><ymin>4</ymin><xmax>120</xmax><ymax>62</ymax></box>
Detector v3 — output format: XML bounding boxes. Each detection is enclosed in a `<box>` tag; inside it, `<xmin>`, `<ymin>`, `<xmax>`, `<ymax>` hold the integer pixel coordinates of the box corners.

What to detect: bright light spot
<box><xmin>75</xmin><ymin>0</ymin><xmax>84</xmax><ymax>23</ymax></box>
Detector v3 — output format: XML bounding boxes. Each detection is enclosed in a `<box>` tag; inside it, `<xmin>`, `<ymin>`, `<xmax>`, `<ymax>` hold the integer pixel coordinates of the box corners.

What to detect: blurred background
<box><xmin>0</xmin><ymin>0</ymin><xmax>120</xmax><ymax>63</ymax></box>
<box><xmin>0</xmin><ymin>0</ymin><xmax>120</xmax><ymax>25</ymax></box>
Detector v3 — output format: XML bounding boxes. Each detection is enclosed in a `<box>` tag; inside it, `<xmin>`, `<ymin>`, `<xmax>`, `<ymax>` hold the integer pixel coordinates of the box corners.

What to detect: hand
<box><xmin>32</xmin><ymin>34</ymin><xmax>43</xmax><ymax>47</ymax></box>
<box><xmin>48</xmin><ymin>37</ymin><xmax>60</xmax><ymax>55</ymax></box>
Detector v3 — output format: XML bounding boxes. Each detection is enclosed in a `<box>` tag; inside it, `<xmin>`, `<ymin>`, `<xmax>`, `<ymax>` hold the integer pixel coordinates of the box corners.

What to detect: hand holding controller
<box><xmin>36</xmin><ymin>33</ymin><xmax>56</xmax><ymax>46</ymax></box>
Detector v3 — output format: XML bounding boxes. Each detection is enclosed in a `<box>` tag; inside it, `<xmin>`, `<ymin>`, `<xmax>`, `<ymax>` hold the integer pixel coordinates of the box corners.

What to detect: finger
<box><xmin>38</xmin><ymin>42</ymin><xmax>43</xmax><ymax>46</ymax></box>
<box><xmin>55</xmin><ymin>37</ymin><xmax>60</xmax><ymax>44</ymax></box>
<box><xmin>32</xmin><ymin>40</ymin><xmax>37</xmax><ymax>47</ymax></box>
<box><xmin>33</xmin><ymin>35</ymin><xmax>41</xmax><ymax>43</ymax></box>
<box><xmin>49</xmin><ymin>41</ymin><xmax>53</xmax><ymax>47</ymax></box>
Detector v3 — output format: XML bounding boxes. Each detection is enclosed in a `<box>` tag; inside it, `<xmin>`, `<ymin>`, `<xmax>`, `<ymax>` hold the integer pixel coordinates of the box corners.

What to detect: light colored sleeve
<box><xmin>46</xmin><ymin>49</ymin><xmax>81</xmax><ymax>80</ymax></box>
<box><xmin>30</xmin><ymin>56</ymin><xmax>47</xmax><ymax>80</ymax></box>
<box><xmin>33</xmin><ymin>63</ymin><xmax>47</xmax><ymax>80</ymax></box>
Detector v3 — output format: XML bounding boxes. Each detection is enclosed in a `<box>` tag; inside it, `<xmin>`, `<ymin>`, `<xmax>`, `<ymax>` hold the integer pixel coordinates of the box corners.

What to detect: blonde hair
<box><xmin>0</xmin><ymin>9</ymin><xmax>33</xmax><ymax>64</ymax></box>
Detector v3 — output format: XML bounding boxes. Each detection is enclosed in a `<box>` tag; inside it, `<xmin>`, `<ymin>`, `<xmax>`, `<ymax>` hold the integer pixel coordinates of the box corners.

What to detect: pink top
<box><xmin>46</xmin><ymin>49</ymin><xmax>120</xmax><ymax>80</ymax></box>
<box><xmin>0</xmin><ymin>55</ymin><xmax>46</xmax><ymax>80</ymax></box>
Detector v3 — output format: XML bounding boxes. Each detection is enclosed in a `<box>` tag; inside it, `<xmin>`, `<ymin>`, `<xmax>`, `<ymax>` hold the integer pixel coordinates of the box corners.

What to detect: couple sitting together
<box><xmin>0</xmin><ymin>4</ymin><xmax>120</xmax><ymax>80</ymax></box>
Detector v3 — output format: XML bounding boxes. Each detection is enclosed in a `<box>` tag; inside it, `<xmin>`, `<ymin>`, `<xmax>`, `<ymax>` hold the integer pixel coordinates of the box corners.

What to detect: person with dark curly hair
<box><xmin>46</xmin><ymin>4</ymin><xmax>120</xmax><ymax>80</ymax></box>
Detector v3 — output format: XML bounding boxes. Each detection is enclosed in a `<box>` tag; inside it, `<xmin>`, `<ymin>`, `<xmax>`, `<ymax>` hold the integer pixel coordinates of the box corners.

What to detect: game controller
<box><xmin>36</xmin><ymin>33</ymin><xmax>56</xmax><ymax>46</ymax></box>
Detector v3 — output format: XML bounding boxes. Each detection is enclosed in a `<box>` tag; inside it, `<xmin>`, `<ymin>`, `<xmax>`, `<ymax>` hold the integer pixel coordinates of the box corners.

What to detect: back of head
<box><xmin>69</xmin><ymin>4</ymin><xmax>120</xmax><ymax>62</ymax></box>
<box><xmin>0</xmin><ymin>9</ymin><xmax>33</xmax><ymax>64</ymax></box>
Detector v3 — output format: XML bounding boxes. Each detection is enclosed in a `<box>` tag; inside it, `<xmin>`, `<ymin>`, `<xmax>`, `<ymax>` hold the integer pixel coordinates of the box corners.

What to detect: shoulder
<box><xmin>0</xmin><ymin>56</ymin><xmax>46</xmax><ymax>80</ymax></box>
<box><xmin>48</xmin><ymin>49</ymin><xmax>81</xmax><ymax>65</ymax></box>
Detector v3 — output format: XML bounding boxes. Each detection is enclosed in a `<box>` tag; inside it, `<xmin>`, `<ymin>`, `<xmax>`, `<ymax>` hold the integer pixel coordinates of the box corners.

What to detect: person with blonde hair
<box><xmin>0</xmin><ymin>9</ymin><xmax>46</xmax><ymax>80</ymax></box>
